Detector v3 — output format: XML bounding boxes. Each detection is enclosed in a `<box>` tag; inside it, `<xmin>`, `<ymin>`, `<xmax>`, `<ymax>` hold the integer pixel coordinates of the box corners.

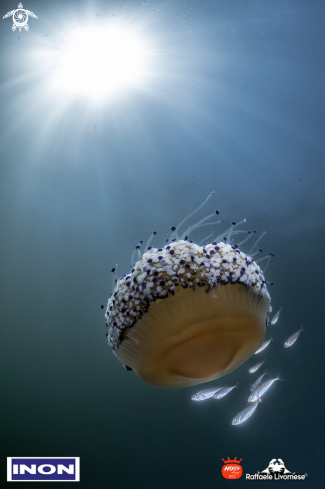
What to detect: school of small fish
<box><xmin>190</xmin><ymin>306</ymin><xmax>305</xmax><ymax>426</ymax></box>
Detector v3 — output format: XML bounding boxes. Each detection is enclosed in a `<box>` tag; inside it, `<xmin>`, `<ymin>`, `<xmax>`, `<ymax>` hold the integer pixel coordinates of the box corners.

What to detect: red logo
<box><xmin>222</xmin><ymin>457</ymin><xmax>243</xmax><ymax>479</ymax></box>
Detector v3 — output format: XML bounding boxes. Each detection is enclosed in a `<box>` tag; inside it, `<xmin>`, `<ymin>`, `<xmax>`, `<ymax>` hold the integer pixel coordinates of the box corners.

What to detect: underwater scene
<box><xmin>1</xmin><ymin>0</ymin><xmax>324</xmax><ymax>487</ymax></box>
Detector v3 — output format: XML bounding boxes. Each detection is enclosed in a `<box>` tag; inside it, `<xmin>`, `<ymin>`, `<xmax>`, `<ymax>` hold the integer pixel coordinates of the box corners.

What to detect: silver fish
<box><xmin>232</xmin><ymin>398</ymin><xmax>262</xmax><ymax>425</ymax></box>
<box><xmin>248</xmin><ymin>375</ymin><xmax>282</xmax><ymax>402</ymax></box>
<box><xmin>191</xmin><ymin>386</ymin><xmax>223</xmax><ymax>401</ymax></box>
<box><xmin>249</xmin><ymin>359</ymin><xmax>265</xmax><ymax>373</ymax></box>
<box><xmin>250</xmin><ymin>369</ymin><xmax>268</xmax><ymax>392</ymax></box>
<box><xmin>254</xmin><ymin>338</ymin><xmax>273</xmax><ymax>354</ymax></box>
<box><xmin>284</xmin><ymin>325</ymin><xmax>304</xmax><ymax>348</ymax></box>
<box><xmin>213</xmin><ymin>383</ymin><xmax>238</xmax><ymax>399</ymax></box>
<box><xmin>271</xmin><ymin>307</ymin><xmax>283</xmax><ymax>325</ymax></box>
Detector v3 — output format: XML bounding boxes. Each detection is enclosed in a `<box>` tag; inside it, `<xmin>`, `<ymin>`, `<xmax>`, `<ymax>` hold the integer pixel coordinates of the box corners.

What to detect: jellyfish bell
<box><xmin>105</xmin><ymin>193</ymin><xmax>272</xmax><ymax>389</ymax></box>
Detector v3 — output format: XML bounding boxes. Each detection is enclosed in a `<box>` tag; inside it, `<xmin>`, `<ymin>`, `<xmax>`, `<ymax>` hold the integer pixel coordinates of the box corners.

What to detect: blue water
<box><xmin>1</xmin><ymin>0</ymin><xmax>324</xmax><ymax>486</ymax></box>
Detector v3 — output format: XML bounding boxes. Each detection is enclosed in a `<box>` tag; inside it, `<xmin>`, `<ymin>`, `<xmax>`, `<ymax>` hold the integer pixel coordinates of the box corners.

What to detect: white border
<box><xmin>7</xmin><ymin>457</ymin><xmax>80</xmax><ymax>482</ymax></box>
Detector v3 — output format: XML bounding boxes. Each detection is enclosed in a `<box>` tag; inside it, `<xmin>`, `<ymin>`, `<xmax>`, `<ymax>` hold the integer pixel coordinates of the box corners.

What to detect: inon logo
<box><xmin>222</xmin><ymin>457</ymin><xmax>243</xmax><ymax>479</ymax></box>
<box><xmin>7</xmin><ymin>457</ymin><xmax>80</xmax><ymax>482</ymax></box>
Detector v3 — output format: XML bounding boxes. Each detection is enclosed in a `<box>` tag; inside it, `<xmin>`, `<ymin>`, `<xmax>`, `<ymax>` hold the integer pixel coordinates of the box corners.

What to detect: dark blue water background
<box><xmin>1</xmin><ymin>0</ymin><xmax>324</xmax><ymax>487</ymax></box>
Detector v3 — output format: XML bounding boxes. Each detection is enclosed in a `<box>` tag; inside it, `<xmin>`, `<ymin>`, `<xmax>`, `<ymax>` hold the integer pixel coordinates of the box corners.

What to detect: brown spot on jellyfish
<box><xmin>105</xmin><ymin>192</ymin><xmax>272</xmax><ymax>388</ymax></box>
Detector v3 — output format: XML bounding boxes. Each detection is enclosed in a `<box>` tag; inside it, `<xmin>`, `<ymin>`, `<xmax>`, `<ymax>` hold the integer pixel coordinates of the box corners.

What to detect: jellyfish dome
<box><xmin>105</xmin><ymin>193</ymin><xmax>272</xmax><ymax>388</ymax></box>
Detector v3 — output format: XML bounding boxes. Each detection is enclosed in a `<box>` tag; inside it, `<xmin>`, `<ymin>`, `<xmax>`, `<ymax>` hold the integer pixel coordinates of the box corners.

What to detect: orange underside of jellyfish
<box><xmin>105</xmin><ymin>192</ymin><xmax>272</xmax><ymax>388</ymax></box>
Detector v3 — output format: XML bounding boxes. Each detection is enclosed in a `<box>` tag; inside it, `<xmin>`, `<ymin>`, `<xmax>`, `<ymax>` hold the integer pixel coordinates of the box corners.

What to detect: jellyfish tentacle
<box><xmin>248</xmin><ymin>231</ymin><xmax>266</xmax><ymax>255</ymax></box>
<box><xmin>144</xmin><ymin>231</ymin><xmax>157</xmax><ymax>251</ymax></box>
<box><xmin>170</xmin><ymin>191</ymin><xmax>215</xmax><ymax>241</ymax></box>
<box><xmin>130</xmin><ymin>241</ymin><xmax>143</xmax><ymax>268</ymax></box>
<box><xmin>180</xmin><ymin>212</ymin><xmax>220</xmax><ymax>240</ymax></box>
<box><xmin>224</xmin><ymin>219</ymin><xmax>247</xmax><ymax>244</ymax></box>
<box><xmin>250</xmin><ymin>248</ymin><xmax>263</xmax><ymax>258</ymax></box>
<box><xmin>198</xmin><ymin>231</ymin><xmax>216</xmax><ymax>246</ymax></box>
<box><xmin>237</xmin><ymin>230</ymin><xmax>255</xmax><ymax>247</ymax></box>
<box><xmin>130</xmin><ymin>247</ymin><xmax>137</xmax><ymax>269</ymax></box>
<box><xmin>257</xmin><ymin>253</ymin><xmax>274</xmax><ymax>273</ymax></box>
<box><xmin>111</xmin><ymin>264</ymin><xmax>119</xmax><ymax>291</ymax></box>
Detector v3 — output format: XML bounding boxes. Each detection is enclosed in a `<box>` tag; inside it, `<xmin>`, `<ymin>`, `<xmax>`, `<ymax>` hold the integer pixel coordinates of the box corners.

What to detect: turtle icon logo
<box><xmin>260</xmin><ymin>458</ymin><xmax>294</xmax><ymax>476</ymax></box>
<box><xmin>3</xmin><ymin>3</ymin><xmax>38</xmax><ymax>32</ymax></box>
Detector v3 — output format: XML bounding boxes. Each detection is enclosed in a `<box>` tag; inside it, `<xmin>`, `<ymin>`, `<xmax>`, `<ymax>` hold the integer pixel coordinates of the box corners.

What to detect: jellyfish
<box><xmin>105</xmin><ymin>192</ymin><xmax>272</xmax><ymax>388</ymax></box>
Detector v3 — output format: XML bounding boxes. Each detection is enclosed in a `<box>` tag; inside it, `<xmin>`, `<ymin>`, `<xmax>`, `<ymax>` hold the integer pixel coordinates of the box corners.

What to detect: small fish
<box><xmin>249</xmin><ymin>359</ymin><xmax>265</xmax><ymax>373</ymax></box>
<box><xmin>213</xmin><ymin>383</ymin><xmax>238</xmax><ymax>399</ymax></box>
<box><xmin>250</xmin><ymin>369</ymin><xmax>268</xmax><ymax>392</ymax></box>
<box><xmin>254</xmin><ymin>338</ymin><xmax>273</xmax><ymax>354</ymax></box>
<box><xmin>284</xmin><ymin>325</ymin><xmax>304</xmax><ymax>348</ymax></box>
<box><xmin>191</xmin><ymin>386</ymin><xmax>223</xmax><ymax>401</ymax></box>
<box><xmin>270</xmin><ymin>307</ymin><xmax>283</xmax><ymax>325</ymax></box>
<box><xmin>232</xmin><ymin>398</ymin><xmax>262</xmax><ymax>425</ymax></box>
<box><xmin>248</xmin><ymin>375</ymin><xmax>282</xmax><ymax>403</ymax></box>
